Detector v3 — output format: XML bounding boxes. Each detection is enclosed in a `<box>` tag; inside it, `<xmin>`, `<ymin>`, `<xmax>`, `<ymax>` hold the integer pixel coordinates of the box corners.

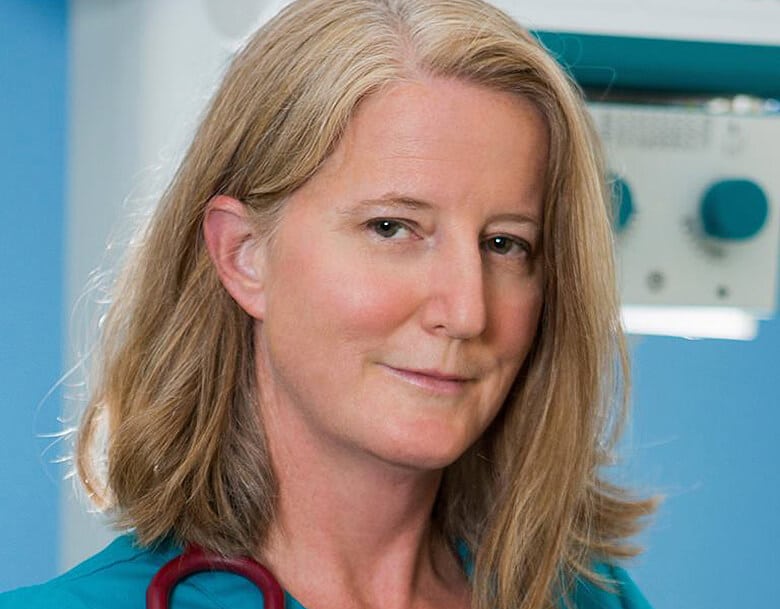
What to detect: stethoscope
<box><xmin>147</xmin><ymin>544</ymin><xmax>285</xmax><ymax>609</ymax></box>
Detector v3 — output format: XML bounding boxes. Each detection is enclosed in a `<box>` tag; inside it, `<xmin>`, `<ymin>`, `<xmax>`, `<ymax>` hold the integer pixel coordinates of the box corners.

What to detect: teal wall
<box><xmin>536</xmin><ymin>31</ymin><xmax>780</xmax><ymax>98</ymax></box>
<box><xmin>0</xmin><ymin>0</ymin><xmax>67</xmax><ymax>591</ymax></box>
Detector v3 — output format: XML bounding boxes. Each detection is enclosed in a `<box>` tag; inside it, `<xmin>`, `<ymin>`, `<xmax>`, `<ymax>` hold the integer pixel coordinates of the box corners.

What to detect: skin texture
<box><xmin>204</xmin><ymin>76</ymin><xmax>549</xmax><ymax>609</ymax></box>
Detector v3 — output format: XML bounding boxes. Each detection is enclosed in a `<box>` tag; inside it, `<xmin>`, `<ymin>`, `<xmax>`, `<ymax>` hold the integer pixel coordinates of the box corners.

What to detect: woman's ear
<box><xmin>203</xmin><ymin>195</ymin><xmax>267</xmax><ymax>319</ymax></box>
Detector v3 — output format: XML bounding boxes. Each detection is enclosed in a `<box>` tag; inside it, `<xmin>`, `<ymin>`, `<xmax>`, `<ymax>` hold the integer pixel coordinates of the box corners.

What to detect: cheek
<box><xmin>265</xmin><ymin>235</ymin><xmax>419</xmax><ymax>350</ymax></box>
<box><xmin>489</xmin><ymin>280</ymin><xmax>544</xmax><ymax>364</ymax></box>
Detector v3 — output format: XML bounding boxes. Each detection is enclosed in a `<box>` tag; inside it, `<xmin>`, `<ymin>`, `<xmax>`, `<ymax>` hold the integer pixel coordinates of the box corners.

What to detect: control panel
<box><xmin>588</xmin><ymin>99</ymin><xmax>780</xmax><ymax>319</ymax></box>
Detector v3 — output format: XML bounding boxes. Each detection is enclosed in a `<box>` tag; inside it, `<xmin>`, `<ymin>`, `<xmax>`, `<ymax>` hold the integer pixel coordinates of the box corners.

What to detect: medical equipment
<box><xmin>592</xmin><ymin>95</ymin><xmax>780</xmax><ymax>340</ymax></box>
<box><xmin>147</xmin><ymin>545</ymin><xmax>285</xmax><ymax>609</ymax></box>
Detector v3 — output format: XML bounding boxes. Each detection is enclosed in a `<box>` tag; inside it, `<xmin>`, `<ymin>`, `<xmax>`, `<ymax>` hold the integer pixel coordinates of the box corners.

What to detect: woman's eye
<box><xmin>482</xmin><ymin>235</ymin><xmax>531</xmax><ymax>258</ymax></box>
<box><xmin>367</xmin><ymin>219</ymin><xmax>411</xmax><ymax>239</ymax></box>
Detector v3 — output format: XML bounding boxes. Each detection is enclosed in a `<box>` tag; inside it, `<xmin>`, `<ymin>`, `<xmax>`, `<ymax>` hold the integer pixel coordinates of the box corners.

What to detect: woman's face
<box><xmin>254</xmin><ymin>77</ymin><xmax>547</xmax><ymax>471</ymax></box>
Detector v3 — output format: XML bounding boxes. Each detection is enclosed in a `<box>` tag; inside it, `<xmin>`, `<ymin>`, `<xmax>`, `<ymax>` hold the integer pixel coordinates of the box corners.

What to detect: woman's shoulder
<box><xmin>570</xmin><ymin>562</ymin><xmax>653</xmax><ymax>609</ymax></box>
<box><xmin>0</xmin><ymin>534</ymin><xmax>278</xmax><ymax>609</ymax></box>
<box><xmin>0</xmin><ymin>534</ymin><xmax>176</xmax><ymax>609</ymax></box>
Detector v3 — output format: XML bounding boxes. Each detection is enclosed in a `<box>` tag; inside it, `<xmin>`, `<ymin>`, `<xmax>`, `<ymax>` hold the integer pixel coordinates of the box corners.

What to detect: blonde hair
<box><xmin>77</xmin><ymin>1</ymin><xmax>656</xmax><ymax>608</ymax></box>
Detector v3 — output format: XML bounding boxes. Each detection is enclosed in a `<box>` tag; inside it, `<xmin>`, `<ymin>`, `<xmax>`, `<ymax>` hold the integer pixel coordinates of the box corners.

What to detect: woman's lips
<box><xmin>381</xmin><ymin>365</ymin><xmax>472</xmax><ymax>395</ymax></box>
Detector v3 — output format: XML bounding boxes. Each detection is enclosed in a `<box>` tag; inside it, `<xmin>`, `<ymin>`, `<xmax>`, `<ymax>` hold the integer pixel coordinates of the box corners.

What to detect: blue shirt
<box><xmin>0</xmin><ymin>534</ymin><xmax>651</xmax><ymax>608</ymax></box>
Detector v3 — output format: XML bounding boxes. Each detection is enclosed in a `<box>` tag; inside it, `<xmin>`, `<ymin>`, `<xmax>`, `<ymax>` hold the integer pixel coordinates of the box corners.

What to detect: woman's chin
<box><xmin>364</xmin><ymin>426</ymin><xmax>474</xmax><ymax>473</ymax></box>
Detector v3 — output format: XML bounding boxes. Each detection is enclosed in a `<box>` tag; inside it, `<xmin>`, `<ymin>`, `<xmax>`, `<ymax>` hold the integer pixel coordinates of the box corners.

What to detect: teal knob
<box><xmin>701</xmin><ymin>179</ymin><xmax>769</xmax><ymax>240</ymax></box>
<box><xmin>610</xmin><ymin>175</ymin><xmax>634</xmax><ymax>233</ymax></box>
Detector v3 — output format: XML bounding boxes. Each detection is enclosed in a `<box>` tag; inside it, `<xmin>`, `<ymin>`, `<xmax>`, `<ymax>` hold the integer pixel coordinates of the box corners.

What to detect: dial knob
<box><xmin>700</xmin><ymin>179</ymin><xmax>769</xmax><ymax>240</ymax></box>
<box><xmin>610</xmin><ymin>176</ymin><xmax>634</xmax><ymax>233</ymax></box>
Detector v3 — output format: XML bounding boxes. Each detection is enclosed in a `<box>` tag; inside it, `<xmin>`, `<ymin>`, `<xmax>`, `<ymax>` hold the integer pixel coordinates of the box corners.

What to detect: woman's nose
<box><xmin>420</xmin><ymin>243</ymin><xmax>487</xmax><ymax>340</ymax></box>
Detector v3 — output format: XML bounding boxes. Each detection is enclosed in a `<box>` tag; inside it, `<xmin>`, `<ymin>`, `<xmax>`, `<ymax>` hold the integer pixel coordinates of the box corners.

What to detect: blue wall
<box><xmin>0</xmin><ymin>0</ymin><xmax>67</xmax><ymax>591</ymax></box>
<box><xmin>628</xmin><ymin>318</ymin><xmax>780</xmax><ymax>608</ymax></box>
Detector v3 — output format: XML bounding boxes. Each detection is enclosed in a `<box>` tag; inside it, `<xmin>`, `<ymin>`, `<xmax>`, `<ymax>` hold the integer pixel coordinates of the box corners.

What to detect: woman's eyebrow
<box><xmin>359</xmin><ymin>194</ymin><xmax>434</xmax><ymax>210</ymax></box>
<box><xmin>337</xmin><ymin>194</ymin><xmax>434</xmax><ymax>218</ymax></box>
<box><xmin>340</xmin><ymin>194</ymin><xmax>540</xmax><ymax>228</ymax></box>
<box><xmin>490</xmin><ymin>212</ymin><xmax>540</xmax><ymax>228</ymax></box>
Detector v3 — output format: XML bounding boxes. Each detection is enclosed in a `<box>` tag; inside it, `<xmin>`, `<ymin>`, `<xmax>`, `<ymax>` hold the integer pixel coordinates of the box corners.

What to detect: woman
<box><xmin>0</xmin><ymin>1</ymin><xmax>656</xmax><ymax>608</ymax></box>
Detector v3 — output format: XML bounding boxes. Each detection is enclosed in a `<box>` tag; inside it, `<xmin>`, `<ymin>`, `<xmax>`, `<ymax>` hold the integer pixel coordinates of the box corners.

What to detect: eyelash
<box><xmin>366</xmin><ymin>218</ymin><xmax>415</xmax><ymax>240</ymax></box>
<box><xmin>365</xmin><ymin>218</ymin><xmax>533</xmax><ymax>259</ymax></box>
<box><xmin>481</xmin><ymin>235</ymin><xmax>532</xmax><ymax>259</ymax></box>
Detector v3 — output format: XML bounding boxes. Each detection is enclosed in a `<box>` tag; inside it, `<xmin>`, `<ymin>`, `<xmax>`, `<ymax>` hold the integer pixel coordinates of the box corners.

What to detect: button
<box><xmin>700</xmin><ymin>179</ymin><xmax>769</xmax><ymax>240</ymax></box>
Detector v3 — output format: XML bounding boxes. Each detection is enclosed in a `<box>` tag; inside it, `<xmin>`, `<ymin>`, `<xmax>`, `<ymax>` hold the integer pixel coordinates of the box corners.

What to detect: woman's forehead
<box><xmin>313</xmin><ymin>77</ymin><xmax>548</xmax><ymax>202</ymax></box>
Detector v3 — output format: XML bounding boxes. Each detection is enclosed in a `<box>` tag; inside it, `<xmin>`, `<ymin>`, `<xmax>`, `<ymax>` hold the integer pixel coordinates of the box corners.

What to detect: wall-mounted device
<box><xmin>589</xmin><ymin>96</ymin><xmax>780</xmax><ymax>339</ymax></box>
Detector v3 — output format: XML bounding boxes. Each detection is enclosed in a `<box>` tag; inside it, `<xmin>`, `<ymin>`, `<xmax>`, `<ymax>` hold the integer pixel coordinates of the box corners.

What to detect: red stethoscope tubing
<box><xmin>146</xmin><ymin>544</ymin><xmax>285</xmax><ymax>609</ymax></box>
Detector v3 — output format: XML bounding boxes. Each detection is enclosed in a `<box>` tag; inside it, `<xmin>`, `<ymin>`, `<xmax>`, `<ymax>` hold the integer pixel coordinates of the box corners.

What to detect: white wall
<box><xmin>500</xmin><ymin>0</ymin><xmax>780</xmax><ymax>45</ymax></box>
<box><xmin>64</xmin><ymin>0</ymin><xmax>241</xmax><ymax>570</ymax></box>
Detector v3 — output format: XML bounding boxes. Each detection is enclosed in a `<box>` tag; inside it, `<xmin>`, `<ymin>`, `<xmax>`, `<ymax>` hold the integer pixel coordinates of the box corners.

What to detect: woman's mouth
<box><xmin>380</xmin><ymin>365</ymin><xmax>472</xmax><ymax>395</ymax></box>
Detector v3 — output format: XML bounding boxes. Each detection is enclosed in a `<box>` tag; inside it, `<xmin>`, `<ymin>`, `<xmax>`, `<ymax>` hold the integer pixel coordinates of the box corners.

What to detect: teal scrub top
<box><xmin>0</xmin><ymin>534</ymin><xmax>652</xmax><ymax>609</ymax></box>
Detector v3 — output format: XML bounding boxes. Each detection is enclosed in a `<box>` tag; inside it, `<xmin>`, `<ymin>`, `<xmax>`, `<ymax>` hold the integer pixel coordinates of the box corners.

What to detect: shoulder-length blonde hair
<box><xmin>77</xmin><ymin>1</ymin><xmax>655</xmax><ymax>608</ymax></box>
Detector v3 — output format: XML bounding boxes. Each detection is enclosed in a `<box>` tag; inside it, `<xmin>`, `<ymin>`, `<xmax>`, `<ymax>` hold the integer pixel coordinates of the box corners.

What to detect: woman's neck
<box><xmin>257</xmin><ymin>394</ymin><xmax>470</xmax><ymax>609</ymax></box>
